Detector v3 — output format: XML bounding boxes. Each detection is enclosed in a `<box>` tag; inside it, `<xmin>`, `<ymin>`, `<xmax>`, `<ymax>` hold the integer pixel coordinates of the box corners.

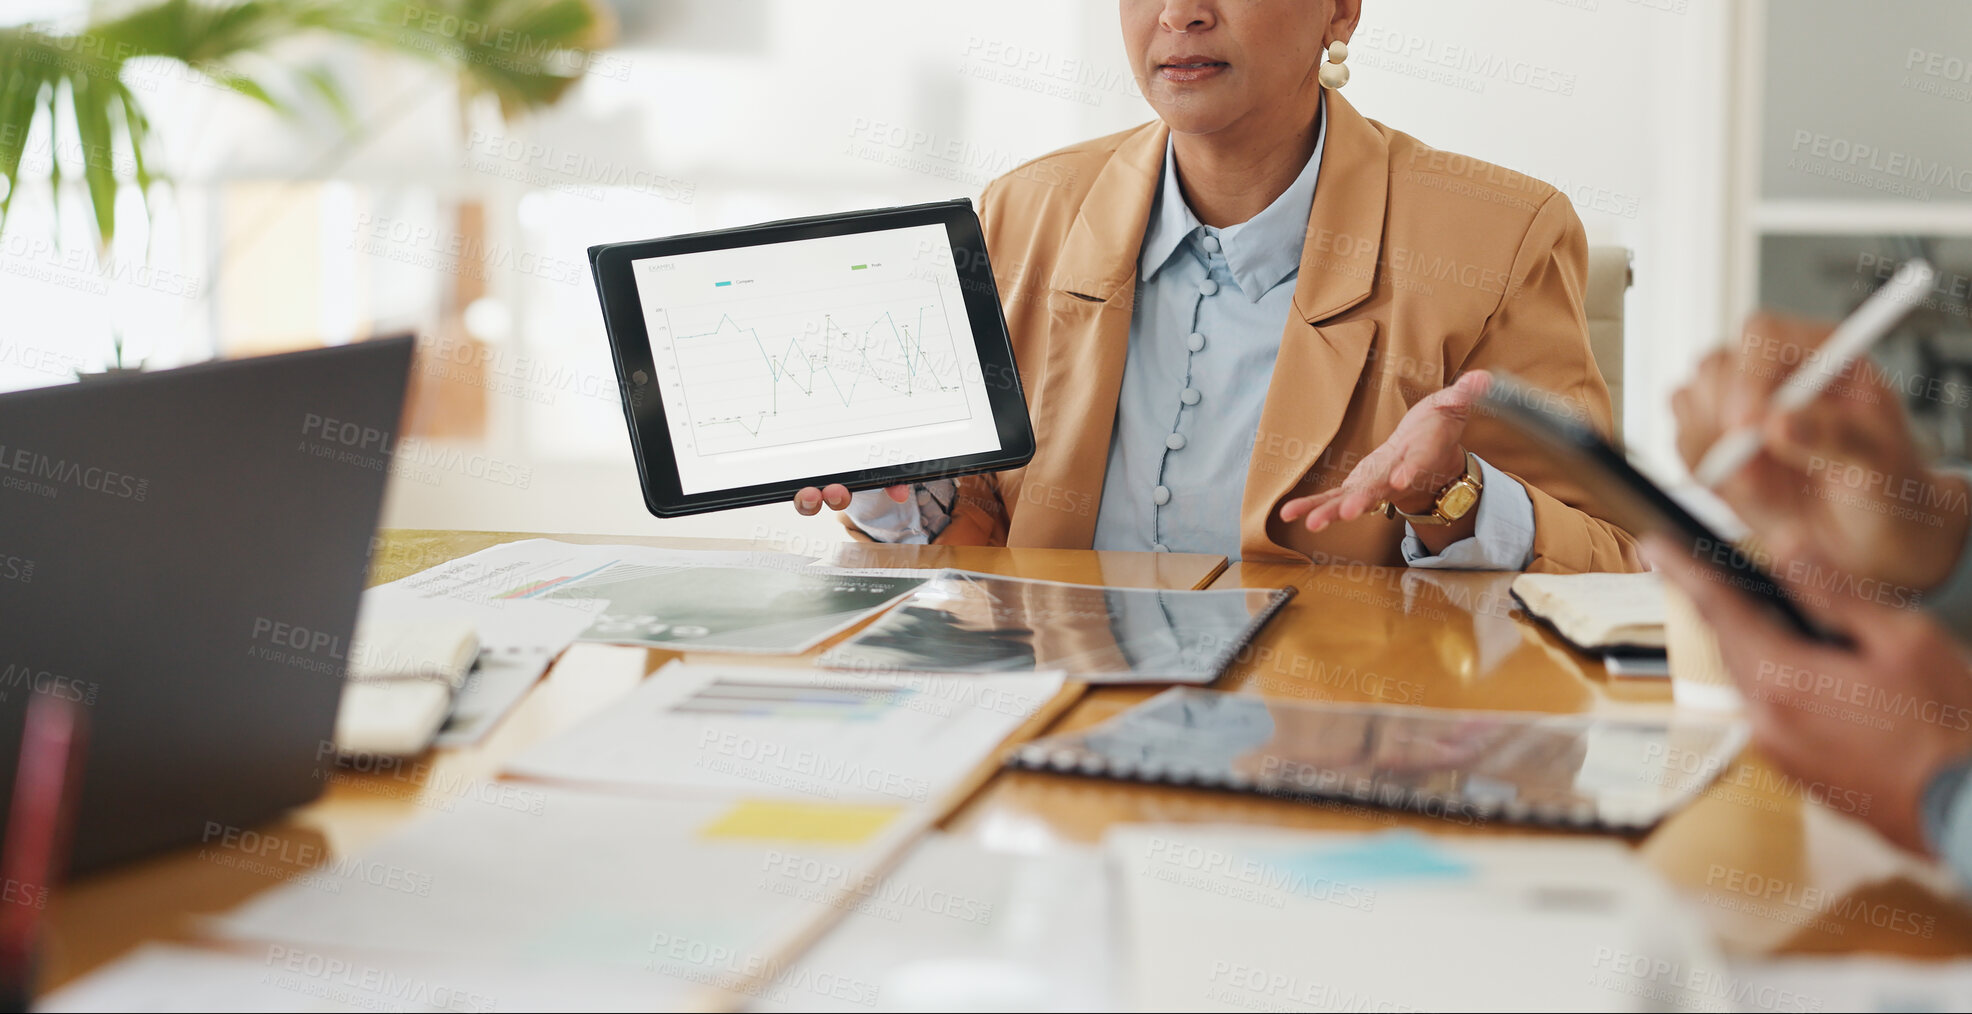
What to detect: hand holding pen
<box><xmin>1671</xmin><ymin>261</ymin><xmax>1972</xmax><ymax>597</ymax></box>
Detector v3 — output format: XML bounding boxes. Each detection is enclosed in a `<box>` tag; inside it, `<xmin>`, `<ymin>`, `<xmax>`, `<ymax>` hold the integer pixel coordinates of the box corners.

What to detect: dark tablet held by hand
<box><xmin>1478</xmin><ymin>373</ymin><xmax>1841</xmax><ymax>643</ymax></box>
<box><xmin>589</xmin><ymin>199</ymin><xmax>1035</xmax><ymax>517</ymax></box>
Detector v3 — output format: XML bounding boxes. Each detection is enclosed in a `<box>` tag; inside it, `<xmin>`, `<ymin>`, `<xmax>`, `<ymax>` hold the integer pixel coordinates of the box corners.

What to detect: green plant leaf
<box><xmin>0</xmin><ymin>0</ymin><xmax>616</xmax><ymax>250</ymax></box>
<box><xmin>43</xmin><ymin>82</ymin><xmax>61</xmax><ymax>243</ymax></box>
<box><xmin>69</xmin><ymin>69</ymin><xmax>121</xmax><ymax>251</ymax></box>
<box><xmin>207</xmin><ymin>67</ymin><xmax>287</xmax><ymax>112</ymax></box>
<box><xmin>115</xmin><ymin>78</ymin><xmax>156</xmax><ymax>196</ymax></box>
<box><xmin>297</xmin><ymin>63</ymin><xmax>355</xmax><ymax>129</ymax></box>
<box><xmin>0</xmin><ymin>64</ymin><xmax>48</xmax><ymax>232</ymax></box>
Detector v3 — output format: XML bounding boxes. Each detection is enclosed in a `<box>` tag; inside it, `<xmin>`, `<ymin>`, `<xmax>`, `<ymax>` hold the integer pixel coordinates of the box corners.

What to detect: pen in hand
<box><xmin>1693</xmin><ymin>258</ymin><xmax>1935</xmax><ymax>489</ymax></box>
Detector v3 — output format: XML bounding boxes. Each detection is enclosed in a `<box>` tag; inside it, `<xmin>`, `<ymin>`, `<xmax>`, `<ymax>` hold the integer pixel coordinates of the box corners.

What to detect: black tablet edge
<box><xmin>587</xmin><ymin>200</ymin><xmax>1036</xmax><ymax>518</ymax></box>
<box><xmin>1477</xmin><ymin>376</ymin><xmax>1841</xmax><ymax>644</ymax></box>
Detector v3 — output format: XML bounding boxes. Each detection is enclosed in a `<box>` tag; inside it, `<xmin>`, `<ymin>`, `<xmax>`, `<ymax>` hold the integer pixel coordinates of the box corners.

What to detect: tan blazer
<box><xmin>928</xmin><ymin>91</ymin><xmax>1642</xmax><ymax>573</ymax></box>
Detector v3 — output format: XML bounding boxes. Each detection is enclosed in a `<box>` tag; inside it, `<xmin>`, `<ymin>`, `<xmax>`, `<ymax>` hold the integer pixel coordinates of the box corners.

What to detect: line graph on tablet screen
<box><xmin>653</xmin><ymin>276</ymin><xmax>977</xmax><ymax>456</ymax></box>
<box><xmin>631</xmin><ymin>221</ymin><xmax>1002</xmax><ymax>494</ymax></box>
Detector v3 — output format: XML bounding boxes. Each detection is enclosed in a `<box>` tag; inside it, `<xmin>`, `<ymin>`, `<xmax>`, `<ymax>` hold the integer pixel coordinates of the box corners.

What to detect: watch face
<box><xmin>1439</xmin><ymin>481</ymin><xmax>1480</xmax><ymax>520</ymax></box>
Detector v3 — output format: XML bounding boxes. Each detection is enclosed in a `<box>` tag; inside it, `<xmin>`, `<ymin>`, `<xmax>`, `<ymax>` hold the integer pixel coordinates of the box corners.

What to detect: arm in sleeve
<box><xmin>1923</xmin><ymin>754</ymin><xmax>1972</xmax><ymax>888</ymax></box>
<box><xmin>835</xmin><ymin>474</ymin><xmax>1008</xmax><ymax>545</ymax></box>
<box><xmin>1456</xmin><ymin>191</ymin><xmax>1644</xmax><ymax>574</ymax></box>
<box><xmin>838</xmin><ymin>482</ymin><xmax>953</xmax><ymax>544</ymax></box>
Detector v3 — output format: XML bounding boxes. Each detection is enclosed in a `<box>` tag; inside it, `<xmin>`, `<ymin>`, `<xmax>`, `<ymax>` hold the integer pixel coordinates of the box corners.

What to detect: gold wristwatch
<box><xmin>1377</xmin><ymin>451</ymin><xmax>1483</xmax><ymax>526</ymax></box>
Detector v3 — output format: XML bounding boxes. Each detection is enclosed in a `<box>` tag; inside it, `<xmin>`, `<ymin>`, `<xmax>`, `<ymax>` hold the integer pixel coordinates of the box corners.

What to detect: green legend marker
<box><xmin>850</xmin><ymin>264</ymin><xmax>868</xmax><ymax>271</ymax></box>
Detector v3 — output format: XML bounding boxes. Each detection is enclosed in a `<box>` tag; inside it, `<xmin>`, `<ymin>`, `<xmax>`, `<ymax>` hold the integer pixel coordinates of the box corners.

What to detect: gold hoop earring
<box><xmin>1318</xmin><ymin>39</ymin><xmax>1350</xmax><ymax>89</ymax></box>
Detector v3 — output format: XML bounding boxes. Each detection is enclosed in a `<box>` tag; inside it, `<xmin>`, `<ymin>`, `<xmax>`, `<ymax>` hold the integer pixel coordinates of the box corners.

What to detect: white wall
<box><xmin>4</xmin><ymin>0</ymin><xmax>1737</xmax><ymax>540</ymax></box>
<box><xmin>381</xmin><ymin>0</ymin><xmax>1735</xmax><ymax>539</ymax></box>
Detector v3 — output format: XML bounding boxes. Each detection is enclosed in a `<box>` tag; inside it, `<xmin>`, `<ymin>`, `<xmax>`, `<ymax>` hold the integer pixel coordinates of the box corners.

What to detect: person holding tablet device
<box><xmin>1647</xmin><ymin>306</ymin><xmax>1972</xmax><ymax>885</ymax></box>
<box><xmin>1671</xmin><ymin>309</ymin><xmax>1972</xmax><ymax>629</ymax></box>
<box><xmin>797</xmin><ymin>0</ymin><xmax>1640</xmax><ymax>572</ymax></box>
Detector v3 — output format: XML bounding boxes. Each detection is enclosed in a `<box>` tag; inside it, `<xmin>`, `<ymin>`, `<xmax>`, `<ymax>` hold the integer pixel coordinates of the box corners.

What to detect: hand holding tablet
<box><xmin>792</xmin><ymin>482</ymin><xmax>909</xmax><ymax>517</ymax></box>
<box><xmin>589</xmin><ymin>200</ymin><xmax>1035</xmax><ymax>517</ymax></box>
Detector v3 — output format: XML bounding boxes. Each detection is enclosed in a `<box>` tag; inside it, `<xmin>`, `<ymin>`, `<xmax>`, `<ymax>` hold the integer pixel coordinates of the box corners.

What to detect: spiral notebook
<box><xmin>1006</xmin><ymin>688</ymin><xmax>1747</xmax><ymax>831</ymax></box>
<box><xmin>817</xmin><ymin>571</ymin><xmax>1296</xmax><ymax>685</ymax></box>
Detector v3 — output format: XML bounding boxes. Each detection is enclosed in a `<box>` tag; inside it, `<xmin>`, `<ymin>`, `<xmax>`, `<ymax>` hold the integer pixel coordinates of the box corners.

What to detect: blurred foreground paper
<box><xmin>209</xmin><ymin>790</ymin><xmax>924</xmax><ymax>1010</ymax></box>
<box><xmin>36</xmin><ymin>942</ymin><xmax>674</xmax><ymax>1012</ymax></box>
<box><xmin>1723</xmin><ymin>956</ymin><xmax>1972</xmax><ymax>1013</ymax></box>
<box><xmin>746</xmin><ymin>834</ymin><xmax>1116</xmax><ymax>1013</ymax></box>
<box><xmin>1107</xmin><ymin>825</ymin><xmax>1731</xmax><ymax>1012</ymax></box>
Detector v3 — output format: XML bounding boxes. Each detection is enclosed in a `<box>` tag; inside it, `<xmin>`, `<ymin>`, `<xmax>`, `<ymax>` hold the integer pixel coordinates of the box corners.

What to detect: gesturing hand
<box><xmin>1280</xmin><ymin>371</ymin><xmax>1492</xmax><ymax>544</ymax></box>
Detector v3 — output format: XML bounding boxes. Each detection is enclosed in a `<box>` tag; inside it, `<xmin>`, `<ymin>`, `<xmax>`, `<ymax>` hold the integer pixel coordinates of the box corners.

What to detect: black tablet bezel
<box><xmin>1478</xmin><ymin>376</ymin><xmax>1840</xmax><ymax>643</ymax></box>
<box><xmin>589</xmin><ymin>199</ymin><xmax>1035</xmax><ymax>517</ymax></box>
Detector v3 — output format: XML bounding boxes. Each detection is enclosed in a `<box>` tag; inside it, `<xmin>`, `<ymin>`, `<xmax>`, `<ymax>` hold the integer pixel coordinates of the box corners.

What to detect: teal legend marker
<box><xmin>714</xmin><ymin>280</ymin><xmax>733</xmax><ymax>287</ymax></box>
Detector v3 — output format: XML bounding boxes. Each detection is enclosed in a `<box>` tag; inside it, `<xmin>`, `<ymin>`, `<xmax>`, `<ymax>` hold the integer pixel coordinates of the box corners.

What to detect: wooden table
<box><xmin>950</xmin><ymin>560</ymin><xmax>1972</xmax><ymax>959</ymax></box>
<box><xmin>42</xmin><ymin>530</ymin><xmax>1226</xmax><ymax>990</ymax></box>
<box><xmin>45</xmin><ymin>533</ymin><xmax>1972</xmax><ymax>996</ymax></box>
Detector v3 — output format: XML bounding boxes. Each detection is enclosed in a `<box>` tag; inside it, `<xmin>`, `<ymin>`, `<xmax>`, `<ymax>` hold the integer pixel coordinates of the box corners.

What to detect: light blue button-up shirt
<box><xmin>1089</xmin><ymin>111</ymin><xmax>1534</xmax><ymax>565</ymax></box>
<box><xmin>852</xmin><ymin>104</ymin><xmax>1535</xmax><ymax>567</ymax></box>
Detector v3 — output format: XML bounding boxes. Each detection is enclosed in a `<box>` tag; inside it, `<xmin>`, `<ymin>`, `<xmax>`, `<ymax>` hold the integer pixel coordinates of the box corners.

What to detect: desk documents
<box><xmin>360</xmin><ymin>539</ymin><xmax>917</xmax><ymax>745</ymax></box>
<box><xmin>506</xmin><ymin>662</ymin><xmax>1066</xmax><ymax>805</ymax></box>
<box><xmin>819</xmin><ymin>571</ymin><xmax>1293</xmax><ymax>684</ymax></box>
<box><xmin>1010</xmin><ymin>688</ymin><xmax>1748</xmax><ymax>830</ymax></box>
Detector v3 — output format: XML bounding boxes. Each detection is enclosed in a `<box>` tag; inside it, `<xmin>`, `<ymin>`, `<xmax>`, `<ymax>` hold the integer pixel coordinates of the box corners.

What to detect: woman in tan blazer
<box><xmin>800</xmin><ymin>0</ymin><xmax>1640</xmax><ymax>574</ymax></box>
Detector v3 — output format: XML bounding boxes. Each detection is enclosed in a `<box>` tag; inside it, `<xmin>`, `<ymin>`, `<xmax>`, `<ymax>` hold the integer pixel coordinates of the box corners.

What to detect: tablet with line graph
<box><xmin>590</xmin><ymin>200</ymin><xmax>1035</xmax><ymax>516</ymax></box>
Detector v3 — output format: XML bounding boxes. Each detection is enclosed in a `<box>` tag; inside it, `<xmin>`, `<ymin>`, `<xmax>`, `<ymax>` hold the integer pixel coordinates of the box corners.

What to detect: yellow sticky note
<box><xmin>699</xmin><ymin>800</ymin><xmax>899</xmax><ymax>845</ymax></box>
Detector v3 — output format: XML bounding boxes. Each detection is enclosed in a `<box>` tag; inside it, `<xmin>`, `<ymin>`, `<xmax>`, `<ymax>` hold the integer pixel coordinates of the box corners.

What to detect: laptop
<box><xmin>0</xmin><ymin>336</ymin><xmax>414</xmax><ymax>872</ymax></box>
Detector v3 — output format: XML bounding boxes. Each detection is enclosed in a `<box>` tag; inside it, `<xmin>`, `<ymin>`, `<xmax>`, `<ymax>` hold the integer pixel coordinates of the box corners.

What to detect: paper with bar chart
<box><xmin>505</xmin><ymin>662</ymin><xmax>1066</xmax><ymax>804</ymax></box>
<box><xmin>634</xmin><ymin>224</ymin><xmax>1002</xmax><ymax>494</ymax></box>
